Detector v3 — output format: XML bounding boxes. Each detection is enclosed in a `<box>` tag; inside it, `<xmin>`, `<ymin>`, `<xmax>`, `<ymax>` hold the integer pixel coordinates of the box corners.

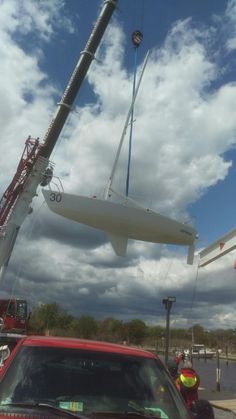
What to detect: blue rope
<box><xmin>125</xmin><ymin>47</ymin><xmax>138</xmax><ymax>197</ymax></box>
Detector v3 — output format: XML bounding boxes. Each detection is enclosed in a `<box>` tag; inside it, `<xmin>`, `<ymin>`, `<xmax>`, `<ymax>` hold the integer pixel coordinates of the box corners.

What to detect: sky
<box><xmin>1</xmin><ymin>0</ymin><xmax>236</xmax><ymax>331</ymax></box>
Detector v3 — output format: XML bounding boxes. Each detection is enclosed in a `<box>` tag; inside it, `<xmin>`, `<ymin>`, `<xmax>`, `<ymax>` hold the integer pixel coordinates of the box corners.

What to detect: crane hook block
<box><xmin>132</xmin><ymin>30</ymin><xmax>143</xmax><ymax>48</ymax></box>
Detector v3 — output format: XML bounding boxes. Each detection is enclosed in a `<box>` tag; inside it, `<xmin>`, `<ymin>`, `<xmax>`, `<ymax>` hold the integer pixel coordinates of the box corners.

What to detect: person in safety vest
<box><xmin>175</xmin><ymin>360</ymin><xmax>200</xmax><ymax>409</ymax></box>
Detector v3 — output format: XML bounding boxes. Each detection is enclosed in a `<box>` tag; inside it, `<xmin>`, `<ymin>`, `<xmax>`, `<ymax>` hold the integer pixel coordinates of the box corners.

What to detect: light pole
<box><xmin>162</xmin><ymin>296</ymin><xmax>176</xmax><ymax>366</ymax></box>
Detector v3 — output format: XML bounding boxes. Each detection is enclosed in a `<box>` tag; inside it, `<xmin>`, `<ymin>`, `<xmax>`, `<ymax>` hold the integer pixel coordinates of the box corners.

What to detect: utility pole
<box><xmin>162</xmin><ymin>296</ymin><xmax>176</xmax><ymax>366</ymax></box>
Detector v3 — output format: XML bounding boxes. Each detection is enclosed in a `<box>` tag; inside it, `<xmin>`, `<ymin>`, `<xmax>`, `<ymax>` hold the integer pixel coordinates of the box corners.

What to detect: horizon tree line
<box><xmin>28</xmin><ymin>302</ymin><xmax>236</xmax><ymax>352</ymax></box>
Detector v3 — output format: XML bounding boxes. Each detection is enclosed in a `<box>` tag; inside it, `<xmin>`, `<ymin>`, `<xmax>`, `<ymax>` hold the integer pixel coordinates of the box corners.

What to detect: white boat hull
<box><xmin>42</xmin><ymin>190</ymin><xmax>196</xmax><ymax>261</ymax></box>
<box><xmin>192</xmin><ymin>351</ymin><xmax>215</xmax><ymax>359</ymax></box>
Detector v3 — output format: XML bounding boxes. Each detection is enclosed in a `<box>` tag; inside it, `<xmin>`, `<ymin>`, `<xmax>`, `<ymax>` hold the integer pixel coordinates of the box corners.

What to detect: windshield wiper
<box><xmin>91</xmin><ymin>412</ymin><xmax>160</xmax><ymax>419</ymax></box>
<box><xmin>124</xmin><ymin>412</ymin><xmax>160</xmax><ymax>419</ymax></box>
<box><xmin>127</xmin><ymin>402</ymin><xmax>162</xmax><ymax>418</ymax></box>
<box><xmin>2</xmin><ymin>402</ymin><xmax>88</xmax><ymax>419</ymax></box>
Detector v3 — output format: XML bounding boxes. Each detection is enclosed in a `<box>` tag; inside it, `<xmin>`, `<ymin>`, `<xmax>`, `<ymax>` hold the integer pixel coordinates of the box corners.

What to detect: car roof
<box><xmin>20</xmin><ymin>335</ymin><xmax>157</xmax><ymax>359</ymax></box>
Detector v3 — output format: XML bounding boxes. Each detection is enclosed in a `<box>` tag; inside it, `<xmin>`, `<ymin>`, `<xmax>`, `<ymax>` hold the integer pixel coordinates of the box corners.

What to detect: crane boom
<box><xmin>40</xmin><ymin>0</ymin><xmax>117</xmax><ymax>159</ymax></box>
<box><xmin>0</xmin><ymin>0</ymin><xmax>118</xmax><ymax>275</ymax></box>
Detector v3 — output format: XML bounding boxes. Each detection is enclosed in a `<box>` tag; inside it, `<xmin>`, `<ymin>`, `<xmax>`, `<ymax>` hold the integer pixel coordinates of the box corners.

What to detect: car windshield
<box><xmin>0</xmin><ymin>346</ymin><xmax>189</xmax><ymax>419</ymax></box>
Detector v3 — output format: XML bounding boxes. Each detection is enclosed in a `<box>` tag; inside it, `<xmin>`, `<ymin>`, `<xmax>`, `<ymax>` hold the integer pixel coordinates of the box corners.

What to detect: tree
<box><xmin>146</xmin><ymin>325</ymin><xmax>164</xmax><ymax>348</ymax></box>
<box><xmin>73</xmin><ymin>315</ymin><xmax>98</xmax><ymax>339</ymax></box>
<box><xmin>189</xmin><ymin>324</ymin><xmax>206</xmax><ymax>344</ymax></box>
<box><xmin>98</xmin><ymin>317</ymin><xmax>125</xmax><ymax>342</ymax></box>
<box><xmin>29</xmin><ymin>303</ymin><xmax>71</xmax><ymax>334</ymax></box>
<box><xmin>127</xmin><ymin>319</ymin><xmax>147</xmax><ymax>345</ymax></box>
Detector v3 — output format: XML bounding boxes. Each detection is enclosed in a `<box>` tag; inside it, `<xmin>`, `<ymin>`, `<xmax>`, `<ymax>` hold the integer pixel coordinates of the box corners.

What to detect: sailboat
<box><xmin>43</xmin><ymin>49</ymin><xmax>197</xmax><ymax>264</ymax></box>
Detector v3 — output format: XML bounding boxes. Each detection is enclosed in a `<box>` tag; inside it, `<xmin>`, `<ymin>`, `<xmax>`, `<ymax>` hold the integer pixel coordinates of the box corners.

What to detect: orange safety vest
<box><xmin>179</xmin><ymin>372</ymin><xmax>197</xmax><ymax>388</ymax></box>
<box><xmin>176</xmin><ymin>368</ymin><xmax>199</xmax><ymax>390</ymax></box>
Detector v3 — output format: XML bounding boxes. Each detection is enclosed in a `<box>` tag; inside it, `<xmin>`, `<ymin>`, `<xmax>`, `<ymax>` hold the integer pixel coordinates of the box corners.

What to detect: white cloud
<box><xmin>1</xmin><ymin>0</ymin><xmax>236</xmax><ymax>329</ymax></box>
<box><xmin>53</xmin><ymin>19</ymin><xmax>236</xmax><ymax>221</ymax></box>
<box><xmin>225</xmin><ymin>0</ymin><xmax>236</xmax><ymax>51</ymax></box>
<box><xmin>0</xmin><ymin>0</ymin><xmax>74</xmax><ymax>194</ymax></box>
<box><xmin>0</xmin><ymin>0</ymin><xmax>74</xmax><ymax>41</ymax></box>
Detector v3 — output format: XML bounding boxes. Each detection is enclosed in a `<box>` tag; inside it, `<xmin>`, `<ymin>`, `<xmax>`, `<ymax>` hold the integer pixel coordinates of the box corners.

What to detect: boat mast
<box><xmin>104</xmin><ymin>50</ymin><xmax>150</xmax><ymax>200</ymax></box>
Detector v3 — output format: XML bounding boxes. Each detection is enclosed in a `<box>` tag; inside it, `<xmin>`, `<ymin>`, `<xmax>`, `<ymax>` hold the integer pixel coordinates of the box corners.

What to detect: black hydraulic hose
<box><xmin>40</xmin><ymin>0</ymin><xmax>118</xmax><ymax>159</ymax></box>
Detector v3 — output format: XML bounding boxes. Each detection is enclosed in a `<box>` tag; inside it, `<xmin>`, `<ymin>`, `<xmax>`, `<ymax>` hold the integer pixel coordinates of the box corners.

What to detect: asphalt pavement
<box><xmin>213</xmin><ymin>408</ymin><xmax>236</xmax><ymax>418</ymax></box>
<box><xmin>199</xmin><ymin>389</ymin><xmax>236</xmax><ymax>418</ymax></box>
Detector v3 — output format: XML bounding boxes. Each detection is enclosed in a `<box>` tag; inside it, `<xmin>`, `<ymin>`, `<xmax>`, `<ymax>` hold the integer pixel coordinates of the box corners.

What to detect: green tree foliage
<box><xmin>146</xmin><ymin>325</ymin><xmax>164</xmax><ymax>348</ymax></box>
<box><xmin>127</xmin><ymin>319</ymin><xmax>147</xmax><ymax>345</ymax></box>
<box><xmin>98</xmin><ymin>317</ymin><xmax>125</xmax><ymax>343</ymax></box>
<box><xmin>28</xmin><ymin>303</ymin><xmax>72</xmax><ymax>334</ymax></box>
<box><xmin>28</xmin><ymin>302</ymin><xmax>236</xmax><ymax>353</ymax></box>
<box><xmin>70</xmin><ymin>315</ymin><xmax>98</xmax><ymax>339</ymax></box>
<box><xmin>188</xmin><ymin>324</ymin><xmax>206</xmax><ymax>344</ymax></box>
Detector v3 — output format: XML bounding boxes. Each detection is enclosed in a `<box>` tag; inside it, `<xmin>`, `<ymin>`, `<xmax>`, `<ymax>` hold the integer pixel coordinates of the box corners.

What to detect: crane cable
<box><xmin>125</xmin><ymin>30</ymin><xmax>143</xmax><ymax>197</ymax></box>
<box><xmin>125</xmin><ymin>0</ymin><xmax>144</xmax><ymax>197</ymax></box>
